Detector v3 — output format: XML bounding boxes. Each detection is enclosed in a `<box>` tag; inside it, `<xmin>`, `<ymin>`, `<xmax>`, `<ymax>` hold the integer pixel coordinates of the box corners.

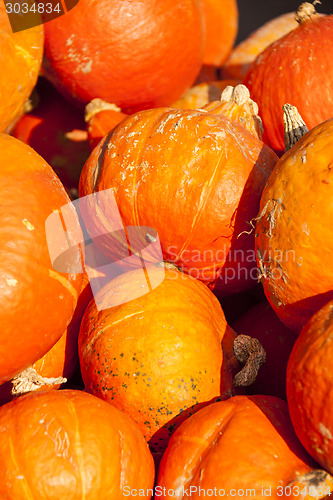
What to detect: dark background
<box><xmin>236</xmin><ymin>0</ymin><xmax>333</xmax><ymax>43</ymax></box>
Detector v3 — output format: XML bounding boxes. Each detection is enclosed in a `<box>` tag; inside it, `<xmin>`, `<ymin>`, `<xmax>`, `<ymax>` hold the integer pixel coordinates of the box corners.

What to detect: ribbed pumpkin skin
<box><xmin>233</xmin><ymin>301</ymin><xmax>297</xmax><ymax>399</ymax></box>
<box><xmin>79</xmin><ymin>267</ymin><xmax>239</xmax><ymax>455</ymax></box>
<box><xmin>255</xmin><ymin>118</ymin><xmax>333</xmax><ymax>334</ymax></box>
<box><xmin>287</xmin><ymin>300</ymin><xmax>333</xmax><ymax>474</ymax></box>
<box><xmin>79</xmin><ymin>107</ymin><xmax>278</xmax><ymax>294</ymax></box>
<box><xmin>43</xmin><ymin>0</ymin><xmax>204</xmax><ymax>113</ymax></box>
<box><xmin>244</xmin><ymin>14</ymin><xmax>333</xmax><ymax>156</ymax></box>
<box><xmin>0</xmin><ymin>134</ymin><xmax>83</xmax><ymax>384</ymax></box>
<box><xmin>0</xmin><ymin>390</ymin><xmax>155</xmax><ymax>499</ymax></box>
<box><xmin>221</xmin><ymin>12</ymin><xmax>298</xmax><ymax>81</ymax></box>
<box><xmin>0</xmin><ymin>3</ymin><xmax>43</xmax><ymax>132</ymax></box>
<box><xmin>157</xmin><ymin>395</ymin><xmax>315</xmax><ymax>499</ymax></box>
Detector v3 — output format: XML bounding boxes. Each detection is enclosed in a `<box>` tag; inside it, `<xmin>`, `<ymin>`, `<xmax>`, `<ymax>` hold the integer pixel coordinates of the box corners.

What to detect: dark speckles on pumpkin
<box><xmin>120</xmin><ymin>353</ymin><xmax>124</xmax><ymax>357</ymax></box>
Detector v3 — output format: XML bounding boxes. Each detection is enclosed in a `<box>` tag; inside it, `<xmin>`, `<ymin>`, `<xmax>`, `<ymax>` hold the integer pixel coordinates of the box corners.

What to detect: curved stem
<box><xmin>233</xmin><ymin>334</ymin><xmax>266</xmax><ymax>387</ymax></box>
<box><xmin>283</xmin><ymin>103</ymin><xmax>308</xmax><ymax>151</ymax></box>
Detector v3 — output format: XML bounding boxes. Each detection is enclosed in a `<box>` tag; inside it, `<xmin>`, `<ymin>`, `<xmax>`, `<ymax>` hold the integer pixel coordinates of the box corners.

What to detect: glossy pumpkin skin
<box><xmin>79</xmin><ymin>106</ymin><xmax>278</xmax><ymax>294</ymax></box>
<box><xmin>0</xmin><ymin>390</ymin><xmax>154</xmax><ymax>499</ymax></box>
<box><xmin>12</xmin><ymin>78</ymin><xmax>90</xmax><ymax>190</ymax></box>
<box><xmin>0</xmin><ymin>134</ymin><xmax>83</xmax><ymax>384</ymax></box>
<box><xmin>287</xmin><ymin>299</ymin><xmax>333</xmax><ymax>474</ymax></box>
<box><xmin>157</xmin><ymin>395</ymin><xmax>315</xmax><ymax>499</ymax></box>
<box><xmin>200</xmin><ymin>0</ymin><xmax>238</xmax><ymax>68</ymax></box>
<box><xmin>255</xmin><ymin>118</ymin><xmax>333</xmax><ymax>334</ymax></box>
<box><xmin>233</xmin><ymin>301</ymin><xmax>297</xmax><ymax>399</ymax></box>
<box><xmin>0</xmin><ymin>3</ymin><xmax>44</xmax><ymax>132</ymax></box>
<box><xmin>221</xmin><ymin>12</ymin><xmax>298</xmax><ymax>81</ymax></box>
<box><xmin>43</xmin><ymin>0</ymin><xmax>204</xmax><ymax>113</ymax></box>
<box><xmin>79</xmin><ymin>267</ymin><xmax>239</xmax><ymax>456</ymax></box>
<box><xmin>244</xmin><ymin>13</ymin><xmax>333</xmax><ymax>155</ymax></box>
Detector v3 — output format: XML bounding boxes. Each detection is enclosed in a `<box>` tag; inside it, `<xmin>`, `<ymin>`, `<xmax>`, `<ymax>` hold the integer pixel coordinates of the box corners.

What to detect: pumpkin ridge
<box><xmin>8</xmin><ymin>434</ymin><xmax>34</xmax><ymax>499</ymax></box>
<box><xmin>66</xmin><ymin>399</ymin><xmax>87</xmax><ymax>497</ymax></box>
<box><xmin>48</xmin><ymin>269</ymin><xmax>79</xmax><ymax>304</ymax></box>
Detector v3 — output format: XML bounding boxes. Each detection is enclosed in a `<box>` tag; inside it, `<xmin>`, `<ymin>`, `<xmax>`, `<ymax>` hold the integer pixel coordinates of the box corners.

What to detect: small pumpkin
<box><xmin>79</xmin><ymin>101</ymin><xmax>278</xmax><ymax>294</ymax></box>
<box><xmin>12</xmin><ymin>78</ymin><xmax>90</xmax><ymax>191</ymax></box>
<box><xmin>244</xmin><ymin>3</ymin><xmax>333</xmax><ymax>155</ymax></box>
<box><xmin>221</xmin><ymin>12</ymin><xmax>298</xmax><ymax>81</ymax></box>
<box><xmin>287</xmin><ymin>299</ymin><xmax>333</xmax><ymax>474</ymax></box>
<box><xmin>0</xmin><ymin>134</ymin><xmax>83</xmax><ymax>384</ymax></box>
<box><xmin>0</xmin><ymin>3</ymin><xmax>43</xmax><ymax>132</ymax></box>
<box><xmin>255</xmin><ymin>108</ymin><xmax>333</xmax><ymax>333</ymax></box>
<box><xmin>79</xmin><ymin>266</ymin><xmax>241</xmax><ymax>458</ymax></box>
<box><xmin>43</xmin><ymin>0</ymin><xmax>204</xmax><ymax>113</ymax></box>
<box><xmin>170</xmin><ymin>79</ymin><xmax>240</xmax><ymax>110</ymax></box>
<box><xmin>85</xmin><ymin>99</ymin><xmax>128</xmax><ymax>150</ymax></box>
<box><xmin>0</xmin><ymin>389</ymin><xmax>155</xmax><ymax>498</ymax></box>
<box><xmin>157</xmin><ymin>395</ymin><xmax>324</xmax><ymax>499</ymax></box>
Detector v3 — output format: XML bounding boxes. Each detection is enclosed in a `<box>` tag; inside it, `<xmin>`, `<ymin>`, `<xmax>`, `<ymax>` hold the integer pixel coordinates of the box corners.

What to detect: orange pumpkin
<box><xmin>244</xmin><ymin>4</ymin><xmax>333</xmax><ymax>155</ymax></box>
<box><xmin>85</xmin><ymin>99</ymin><xmax>128</xmax><ymax>150</ymax></box>
<box><xmin>0</xmin><ymin>134</ymin><xmax>83</xmax><ymax>384</ymax></box>
<box><xmin>43</xmin><ymin>0</ymin><xmax>204</xmax><ymax>113</ymax></box>
<box><xmin>221</xmin><ymin>12</ymin><xmax>298</xmax><ymax>81</ymax></box>
<box><xmin>233</xmin><ymin>301</ymin><xmax>297</xmax><ymax>399</ymax></box>
<box><xmin>79</xmin><ymin>266</ymin><xmax>240</xmax><ymax>458</ymax></box>
<box><xmin>12</xmin><ymin>78</ymin><xmax>90</xmax><ymax>191</ymax></box>
<box><xmin>79</xmin><ymin>103</ymin><xmax>278</xmax><ymax>294</ymax></box>
<box><xmin>0</xmin><ymin>3</ymin><xmax>43</xmax><ymax>132</ymax></box>
<box><xmin>157</xmin><ymin>395</ymin><xmax>321</xmax><ymax>499</ymax></box>
<box><xmin>0</xmin><ymin>389</ymin><xmax>155</xmax><ymax>498</ymax></box>
<box><xmin>170</xmin><ymin>79</ymin><xmax>240</xmax><ymax>109</ymax></box>
<box><xmin>287</xmin><ymin>299</ymin><xmax>333</xmax><ymax>474</ymax></box>
<box><xmin>255</xmin><ymin>115</ymin><xmax>333</xmax><ymax>333</ymax></box>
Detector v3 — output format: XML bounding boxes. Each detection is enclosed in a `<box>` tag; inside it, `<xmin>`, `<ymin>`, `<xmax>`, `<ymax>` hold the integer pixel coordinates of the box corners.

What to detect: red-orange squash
<box><xmin>233</xmin><ymin>301</ymin><xmax>297</xmax><ymax>399</ymax></box>
<box><xmin>221</xmin><ymin>12</ymin><xmax>298</xmax><ymax>81</ymax></box>
<box><xmin>0</xmin><ymin>3</ymin><xmax>44</xmax><ymax>132</ymax></box>
<box><xmin>0</xmin><ymin>389</ymin><xmax>155</xmax><ymax>498</ymax></box>
<box><xmin>79</xmin><ymin>267</ymin><xmax>240</xmax><ymax>458</ymax></box>
<box><xmin>85</xmin><ymin>99</ymin><xmax>128</xmax><ymax>150</ymax></box>
<box><xmin>43</xmin><ymin>0</ymin><xmax>204</xmax><ymax>113</ymax></box>
<box><xmin>157</xmin><ymin>395</ymin><xmax>320</xmax><ymax>499</ymax></box>
<box><xmin>244</xmin><ymin>4</ymin><xmax>333</xmax><ymax>155</ymax></box>
<box><xmin>287</xmin><ymin>299</ymin><xmax>333</xmax><ymax>474</ymax></box>
<box><xmin>0</xmin><ymin>134</ymin><xmax>83</xmax><ymax>384</ymax></box>
<box><xmin>12</xmin><ymin>78</ymin><xmax>90</xmax><ymax>191</ymax></box>
<box><xmin>255</xmin><ymin>117</ymin><xmax>333</xmax><ymax>333</ymax></box>
<box><xmin>79</xmin><ymin>103</ymin><xmax>278</xmax><ymax>294</ymax></box>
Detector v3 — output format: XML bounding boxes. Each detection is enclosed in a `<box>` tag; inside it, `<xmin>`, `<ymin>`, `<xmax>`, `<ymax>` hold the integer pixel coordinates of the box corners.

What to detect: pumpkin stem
<box><xmin>295</xmin><ymin>2</ymin><xmax>320</xmax><ymax>24</ymax></box>
<box><xmin>85</xmin><ymin>98</ymin><xmax>122</xmax><ymax>122</ymax></box>
<box><xmin>233</xmin><ymin>334</ymin><xmax>266</xmax><ymax>387</ymax></box>
<box><xmin>283</xmin><ymin>103</ymin><xmax>308</xmax><ymax>151</ymax></box>
<box><xmin>11</xmin><ymin>367</ymin><xmax>67</xmax><ymax>396</ymax></box>
<box><xmin>287</xmin><ymin>469</ymin><xmax>333</xmax><ymax>499</ymax></box>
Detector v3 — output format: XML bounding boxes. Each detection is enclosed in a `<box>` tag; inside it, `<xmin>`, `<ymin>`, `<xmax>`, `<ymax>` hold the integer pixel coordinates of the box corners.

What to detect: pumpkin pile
<box><xmin>1</xmin><ymin>0</ymin><xmax>333</xmax><ymax>497</ymax></box>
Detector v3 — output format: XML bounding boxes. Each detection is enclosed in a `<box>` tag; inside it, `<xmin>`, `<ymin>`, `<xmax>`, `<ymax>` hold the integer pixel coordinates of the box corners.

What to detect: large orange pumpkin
<box><xmin>287</xmin><ymin>299</ymin><xmax>333</xmax><ymax>475</ymax></box>
<box><xmin>79</xmin><ymin>266</ymin><xmax>240</xmax><ymax>458</ymax></box>
<box><xmin>43</xmin><ymin>0</ymin><xmax>204</xmax><ymax>113</ymax></box>
<box><xmin>79</xmin><ymin>103</ymin><xmax>278</xmax><ymax>294</ymax></box>
<box><xmin>0</xmin><ymin>134</ymin><xmax>83</xmax><ymax>384</ymax></box>
<box><xmin>157</xmin><ymin>395</ymin><xmax>323</xmax><ymax>499</ymax></box>
<box><xmin>255</xmin><ymin>115</ymin><xmax>333</xmax><ymax>333</ymax></box>
<box><xmin>244</xmin><ymin>4</ymin><xmax>333</xmax><ymax>155</ymax></box>
<box><xmin>0</xmin><ymin>2</ymin><xmax>43</xmax><ymax>132</ymax></box>
<box><xmin>0</xmin><ymin>389</ymin><xmax>155</xmax><ymax>498</ymax></box>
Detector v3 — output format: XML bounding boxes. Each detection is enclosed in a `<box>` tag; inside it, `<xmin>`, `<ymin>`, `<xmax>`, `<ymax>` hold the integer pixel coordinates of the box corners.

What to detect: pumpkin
<box><xmin>156</xmin><ymin>394</ymin><xmax>327</xmax><ymax>499</ymax></box>
<box><xmin>43</xmin><ymin>0</ymin><xmax>204</xmax><ymax>113</ymax></box>
<box><xmin>233</xmin><ymin>301</ymin><xmax>297</xmax><ymax>399</ymax></box>
<box><xmin>12</xmin><ymin>78</ymin><xmax>90</xmax><ymax>192</ymax></box>
<box><xmin>0</xmin><ymin>2</ymin><xmax>43</xmax><ymax>132</ymax></box>
<box><xmin>221</xmin><ymin>12</ymin><xmax>298</xmax><ymax>81</ymax></box>
<box><xmin>85</xmin><ymin>99</ymin><xmax>128</xmax><ymax>150</ymax></box>
<box><xmin>170</xmin><ymin>79</ymin><xmax>240</xmax><ymax>110</ymax></box>
<box><xmin>287</xmin><ymin>299</ymin><xmax>333</xmax><ymax>474</ymax></box>
<box><xmin>79</xmin><ymin>102</ymin><xmax>278</xmax><ymax>294</ymax></box>
<box><xmin>0</xmin><ymin>134</ymin><xmax>83</xmax><ymax>384</ymax></box>
<box><xmin>79</xmin><ymin>266</ymin><xmax>241</xmax><ymax>459</ymax></box>
<box><xmin>255</xmin><ymin>109</ymin><xmax>333</xmax><ymax>334</ymax></box>
<box><xmin>0</xmin><ymin>389</ymin><xmax>155</xmax><ymax>498</ymax></box>
<box><xmin>199</xmin><ymin>0</ymin><xmax>238</xmax><ymax>79</ymax></box>
<box><xmin>243</xmin><ymin>3</ymin><xmax>333</xmax><ymax>156</ymax></box>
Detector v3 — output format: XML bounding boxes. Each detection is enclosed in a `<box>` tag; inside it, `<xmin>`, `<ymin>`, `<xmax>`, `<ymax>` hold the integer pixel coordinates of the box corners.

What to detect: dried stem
<box><xmin>85</xmin><ymin>98</ymin><xmax>122</xmax><ymax>122</ymax></box>
<box><xmin>288</xmin><ymin>470</ymin><xmax>333</xmax><ymax>499</ymax></box>
<box><xmin>295</xmin><ymin>2</ymin><xmax>320</xmax><ymax>24</ymax></box>
<box><xmin>283</xmin><ymin>103</ymin><xmax>308</xmax><ymax>151</ymax></box>
<box><xmin>233</xmin><ymin>335</ymin><xmax>266</xmax><ymax>387</ymax></box>
<box><xmin>11</xmin><ymin>367</ymin><xmax>67</xmax><ymax>396</ymax></box>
